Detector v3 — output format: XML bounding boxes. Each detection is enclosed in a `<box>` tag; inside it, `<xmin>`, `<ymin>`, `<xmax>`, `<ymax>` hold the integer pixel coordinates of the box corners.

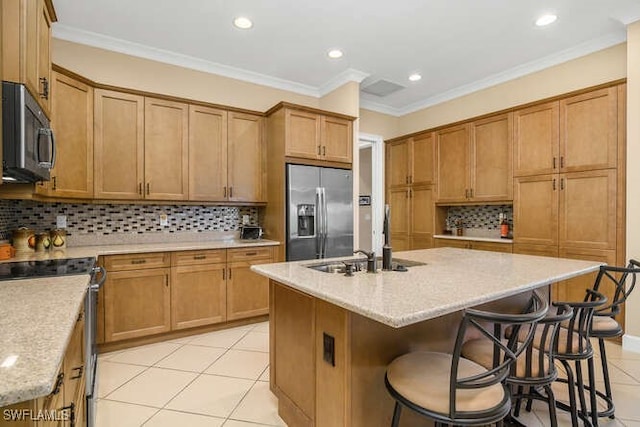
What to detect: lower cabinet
<box><xmin>100</xmin><ymin>246</ymin><xmax>275</xmax><ymax>344</ymax></box>
<box><xmin>434</xmin><ymin>238</ymin><xmax>513</xmax><ymax>253</ymax></box>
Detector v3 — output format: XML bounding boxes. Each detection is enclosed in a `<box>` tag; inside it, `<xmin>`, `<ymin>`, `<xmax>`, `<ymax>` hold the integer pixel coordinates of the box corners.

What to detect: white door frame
<box><xmin>358</xmin><ymin>133</ymin><xmax>385</xmax><ymax>254</ymax></box>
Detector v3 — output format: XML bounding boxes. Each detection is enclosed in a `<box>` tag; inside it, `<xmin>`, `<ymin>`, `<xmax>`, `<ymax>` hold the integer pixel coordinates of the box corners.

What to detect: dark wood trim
<box><xmin>44</xmin><ymin>0</ymin><xmax>57</xmax><ymax>21</ymax></box>
<box><xmin>265</xmin><ymin>101</ymin><xmax>357</xmax><ymax>121</ymax></box>
<box><xmin>52</xmin><ymin>64</ymin><xmax>266</xmax><ymax>116</ymax></box>
<box><xmin>385</xmin><ymin>78</ymin><xmax>628</xmax><ymax>143</ymax></box>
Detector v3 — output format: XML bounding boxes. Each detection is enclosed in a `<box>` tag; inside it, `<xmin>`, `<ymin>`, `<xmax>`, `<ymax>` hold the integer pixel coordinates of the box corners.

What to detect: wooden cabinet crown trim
<box><xmin>265</xmin><ymin>101</ymin><xmax>357</xmax><ymax>121</ymax></box>
<box><xmin>385</xmin><ymin>78</ymin><xmax>627</xmax><ymax>144</ymax></box>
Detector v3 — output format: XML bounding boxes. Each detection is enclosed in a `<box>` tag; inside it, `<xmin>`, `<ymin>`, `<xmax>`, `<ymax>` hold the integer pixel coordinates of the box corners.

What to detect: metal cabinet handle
<box><xmin>470</xmin><ymin>188</ymin><xmax>473</xmax><ymax>198</ymax></box>
<box><xmin>165</xmin><ymin>276</ymin><xmax>169</xmax><ymax>287</ymax></box>
<box><xmin>138</xmin><ymin>183</ymin><xmax>143</xmax><ymax>195</ymax></box>
<box><xmin>146</xmin><ymin>183</ymin><xmax>150</xmax><ymax>195</ymax></box>
<box><xmin>52</xmin><ymin>176</ymin><xmax>57</xmax><ymax>191</ymax></box>
<box><xmin>193</xmin><ymin>255</ymin><xmax>207</xmax><ymax>260</ymax></box>
<box><xmin>131</xmin><ymin>259</ymin><xmax>147</xmax><ymax>265</ymax></box>
<box><xmin>245</xmin><ymin>251</ymin><xmax>257</xmax><ymax>256</ymax></box>
<box><xmin>553</xmin><ymin>157</ymin><xmax>557</xmax><ymax>169</ymax></box>
<box><xmin>229</xmin><ymin>187</ymin><xmax>233</xmax><ymax>198</ymax></box>
<box><xmin>409</xmin><ymin>188</ymin><xmax>412</xmax><ymax>198</ymax></box>
<box><xmin>60</xmin><ymin>403</ymin><xmax>75</xmax><ymax>427</ymax></box>
<box><xmin>553</xmin><ymin>179</ymin><xmax>556</xmax><ymax>190</ymax></box>
<box><xmin>317</xmin><ymin>146</ymin><xmax>321</xmax><ymax>155</ymax></box>
<box><xmin>223</xmin><ymin>187</ymin><xmax>227</xmax><ymax>198</ymax></box>
<box><xmin>223</xmin><ymin>269</ymin><xmax>226</xmax><ymax>280</ymax></box>
<box><xmin>560</xmin><ymin>156</ymin><xmax>564</xmax><ymax>168</ymax></box>
<box><xmin>406</xmin><ymin>176</ymin><xmax>409</xmax><ymax>184</ymax></box>
<box><xmin>70</xmin><ymin>366</ymin><xmax>84</xmax><ymax>380</ymax></box>
<box><xmin>51</xmin><ymin>373</ymin><xmax>64</xmax><ymax>395</ymax></box>
<box><xmin>560</xmin><ymin>178</ymin><xmax>564</xmax><ymax>190</ymax></box>
<box><xmin>40</xmin><ymin>77</ymin><xmax>49</xmax><ymax>99</ymax></box>
<box><xmin>322</xmin><ymin>146</ymin><xmax>326</xmax><ymax>156</ymax></box>
<box><xmin>465</xmin><ymin>189</ymin><xmax>469</xmax><ymax>198</ymax></box>
<box><xmin>228</xmin><ymin>268</ymin><xmax>232</xmax><ymax>280</ymax></box>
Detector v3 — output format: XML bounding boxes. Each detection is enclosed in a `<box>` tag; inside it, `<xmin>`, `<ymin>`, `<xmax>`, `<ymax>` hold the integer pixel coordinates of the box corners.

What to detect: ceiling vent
<box><xmin>361</xmin><ymin>79</ymin><xmax>405</xmax><ymax>97</ymax></box>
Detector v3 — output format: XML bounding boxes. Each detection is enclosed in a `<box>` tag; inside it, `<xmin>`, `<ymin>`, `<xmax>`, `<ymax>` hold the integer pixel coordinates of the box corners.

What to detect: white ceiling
<box><xmin>52</xmin><ymin>0</ymin><xmax>640</xmax><ymax>116</ymax></box>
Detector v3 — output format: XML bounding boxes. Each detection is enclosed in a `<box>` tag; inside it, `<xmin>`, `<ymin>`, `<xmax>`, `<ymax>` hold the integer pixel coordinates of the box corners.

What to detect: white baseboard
<box><xmin>622</xmin><ymin>334</ymin><xmax>640</xmax><ymax>353</ymax></box>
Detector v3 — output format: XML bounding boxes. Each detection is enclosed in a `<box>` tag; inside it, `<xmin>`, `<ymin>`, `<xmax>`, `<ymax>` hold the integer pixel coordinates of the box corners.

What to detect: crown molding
<box><xmin>361</xmin><ymin>31</ymin><xmax>627</xmax><ymax>117</ymax></box>
<box><xmin>318</xmin><ymin>68</ymin><xmax>369</xmax><ymax>96</ymax></box>
<box><xmin>52</xmin><ymin>24</ymin><xmax>321</xmax><ymax>97</ymax></box>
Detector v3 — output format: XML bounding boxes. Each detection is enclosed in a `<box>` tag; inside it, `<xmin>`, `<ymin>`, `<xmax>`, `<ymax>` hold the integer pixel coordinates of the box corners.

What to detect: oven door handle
<box><xmin>90</xmin><ymin>266</ymin><xmax>107</xmax><ymax>290</ymax></box>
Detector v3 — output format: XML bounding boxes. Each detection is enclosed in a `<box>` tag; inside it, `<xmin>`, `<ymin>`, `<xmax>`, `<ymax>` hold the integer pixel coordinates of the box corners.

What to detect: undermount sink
<box><xmin>306</xmin><ymin>257</ymin><xmax>426</xmax><ymax>274</ymax></box>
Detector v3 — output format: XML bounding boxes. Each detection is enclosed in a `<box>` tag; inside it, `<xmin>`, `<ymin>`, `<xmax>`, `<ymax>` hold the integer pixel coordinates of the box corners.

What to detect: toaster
<box><xmin>240</xmin><ymin>225</ymin><xmax>263</xmax><ymax>240</ymax></box>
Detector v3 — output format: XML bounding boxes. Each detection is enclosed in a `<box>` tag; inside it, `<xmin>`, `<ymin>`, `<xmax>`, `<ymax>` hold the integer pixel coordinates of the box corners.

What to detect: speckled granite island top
<box><xmin>0</xmin><ymin>275</ymin><xmax>89</xmax><ymax>407</ymax></box>
<box><xmin>251</xmin><ymin>247</ymin><xmax>603</xmax><ymax>328</ymax></box>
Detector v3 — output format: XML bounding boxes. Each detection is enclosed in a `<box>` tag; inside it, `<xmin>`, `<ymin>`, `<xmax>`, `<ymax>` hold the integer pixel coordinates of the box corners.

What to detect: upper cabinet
<box><xmin>1</xmin><ymin>0</ymin><xmax>56</xmax><ymax>116</ymax></box>
<box><xmin>387</xmin><ymin>132</ymin><xmax>436</xmax><ymax>189</ymax></box>
<box><xmin>94</xmin><ymin>89</ymin><xmax>145</xmax><ymax>200</ymax></box>
<box><xmin>227</xmin><ymin>112</ymin><xmax>266</xmax><ymax>202</ymax></box>
<box><xmin>514</xmin><ymin>88</ymin><xmax>617</xmax><ymax>177</ymax></box>
<box><xmin>436</xmin><ymin>114</ymin><xmax>513</xmax><ymax>203</ymax></box>
<box><xmin>36</xmin><ymin>71</ymin><xmax>93</xmax><ymax>198</ymax></box>
<box><xmin>282</xmin><ymin>106</ymin><xmax>354</xmax><ymax>164</ymax></box>
<box><xmin>189</xmin><ymin>105</ymin><xmax>228</xmax><ymax>201</ymax></box>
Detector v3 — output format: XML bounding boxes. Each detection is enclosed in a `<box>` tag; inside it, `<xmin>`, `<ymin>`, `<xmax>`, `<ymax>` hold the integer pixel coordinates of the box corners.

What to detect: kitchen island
<box><xmin>251</xmin><ymin>248</ymin><xmax>603</xmax><ymax>427</ymax></box>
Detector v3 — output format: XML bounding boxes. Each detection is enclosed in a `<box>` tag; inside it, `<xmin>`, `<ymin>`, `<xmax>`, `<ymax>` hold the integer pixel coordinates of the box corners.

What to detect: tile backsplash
<box><xmin>0</xmin><ymin>200</ymin><xmax>259</xmax><ymax>240</ymax></box>
<box><xmin>446</xmin><ymin>205</ymin><xmax>513</xmax><ymax>231</ymax></box>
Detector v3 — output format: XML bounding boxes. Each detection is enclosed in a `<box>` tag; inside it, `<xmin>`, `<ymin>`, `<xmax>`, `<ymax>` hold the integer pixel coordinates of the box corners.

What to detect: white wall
<box><xmin>358</xmin><ymin>147</ymin><xmax>373</xmax><ymax>252</ymax></box>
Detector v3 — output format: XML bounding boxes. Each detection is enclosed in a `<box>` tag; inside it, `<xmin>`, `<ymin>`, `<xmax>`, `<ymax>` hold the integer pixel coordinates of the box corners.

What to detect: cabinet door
<box><xmin>513</xmin><ymin>174</ymin><xmax>558</xmax><ymax>246</ymax></box>
<box><xmin>36</xmin><ymin>0</ymin><xmax>51</xmax><ymax>114</ymax></box>
<box><xmin>322</xmin><ymin>115</ymin><xmax>352</xmax><ymax>163</ymax></box>
<box><xmin>470</xmin><ymin>113</ymin><xmax>512</xmax><ymax>201</ymax></box>
<box><xmin>24</xmin><ymin>0</ymin><xmax>39</xmax><ymax>103</ymax></box>
<box><xmin>560</xmin><ymin>87</ymin><xmax>617</xmax><ymax>172</ymax></box>
<box><xmin>171</xmin><ymin>263</ymin><xmax>226</xmax><ymax>330</ymax></box>
<box><xmin>188</xmin><ymin>105</ymin><xmax>228</xmax><ymax>201</ymax></box>
<box><xmin>285</xmin><ymin>109</ymin><xmax>320</xmax><ymax>159</ymax></box>
<box><xmin>436</xmin><ymin>124</ymin><xmax>469</xmax><ymax>202</ymax></box>
<box><xmin>411</xmin><ymin>132</ymin><xmax>435</xmax><ymax>186</ymax></box>
<box><xmin>410</xmin><ymin>185</ymin><xmax>433</xmax><ymax>242</ymax></box>
<box><xmin>94</xmin><ymin>90</ymin><xmax>145</xmax><ymax>199</ymax></box>
<box><xmin>43</xmin><ymin>72</ymin><xmax>93</xmax><ymax>198</ymax></box>
<box><xmin>227</xmin><ymin>259</ymin><xmax>271</xmax><ymax>320</ymax></box>
<box><xmin>228</xmin><ymin>112</ymin><xmax>265</xmax><ymax>202</ymax></box>
<box><xmin>63</xmin><ymin>310</ymin><xmax>84</xmax><ymax>417</ymax></box>
<box><xmin>559</xmin><ymin>170</ymin><xmax>616</xmax><ymax>250</ymax></box>
<box><xmin>513</xmin><ymin>102</ymin><xmax>559</xmax><ymax>177</ymax></box>
<box><xmin>386</xmin><ymin>139</ymin><xmax>409</xmax><ymax>188</ymax></box>
<box><xmin>144</xmin><ymin>97</ymin><xmax>189</xmax><ymax>200</ymax></box>
<box><xmin>104</xmin><ymin>268</ymin><xmax>171</xmax><ymax>342</ymax></box>
<box><xmin>388</xmin><ymin>187</ymin><xmax>409</xmax><ymax>236</ymax></box>
<box><xmin>2</xmin><ymin>0</ymin><xmax>21</xmax><ymax>83</ymax></box>
<box><xmin>557</xmin><ymin>248</ymin><xmax>616</xmax><ymax>305</ymax></box>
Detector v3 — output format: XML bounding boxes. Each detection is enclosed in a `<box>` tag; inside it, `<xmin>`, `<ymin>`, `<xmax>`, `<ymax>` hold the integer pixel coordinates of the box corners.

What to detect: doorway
<box><xmin>358</xmin><ymin>133</ymin><xmax>384</xmax><ymax>254</ymax></box>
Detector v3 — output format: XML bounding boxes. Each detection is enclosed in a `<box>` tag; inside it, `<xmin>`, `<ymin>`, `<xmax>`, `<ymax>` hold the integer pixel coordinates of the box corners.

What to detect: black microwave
<box><xmin>2</xmin><ymin>81</ymin><xmax>55</xmax><ymax>183</ymax></box>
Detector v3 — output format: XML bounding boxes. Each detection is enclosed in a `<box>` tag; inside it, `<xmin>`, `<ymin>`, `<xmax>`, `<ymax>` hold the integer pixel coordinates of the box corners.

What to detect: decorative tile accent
<box><xmin>0</xmin><ymin>200</ymin><xmax>259</xmax><ymax>238</ymax></box>
<box><xmin>446</xmin><ymin>205</ymin><xmax>513</xmax><ymax>231</ymax></box>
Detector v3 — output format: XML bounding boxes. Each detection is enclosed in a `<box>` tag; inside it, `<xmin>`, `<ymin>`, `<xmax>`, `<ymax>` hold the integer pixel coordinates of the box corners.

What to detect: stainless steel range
<box><xmin>0</xmin><ymin>257</ymin><xmax>106</xmax><ymax>427</ymax></box>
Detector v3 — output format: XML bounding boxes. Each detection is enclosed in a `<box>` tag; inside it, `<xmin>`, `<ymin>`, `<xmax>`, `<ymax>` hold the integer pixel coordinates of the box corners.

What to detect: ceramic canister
<box><xmin>12</xmin><ymin>227</ymin><xmax>35</xmax><ymax>252</ymax></box>
<box><xmin>50</xmin><ymin>229</ymin><xmax>67</xmax><ymax>249</ymax></box>
<box><xmin>36</xmin><ymin>233</ymin><xmax>52</xmax><ymax>251</ymax></box>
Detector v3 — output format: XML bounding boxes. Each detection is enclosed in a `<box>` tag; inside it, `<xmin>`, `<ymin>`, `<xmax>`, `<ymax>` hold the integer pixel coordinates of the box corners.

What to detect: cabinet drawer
<box><xmin>172</xmin><ymin>249</ymin><xmax>226</xmax><ymax>266</ymax></box>
<box><xmin>103</xmin><ymin>252</ymin><xmax>170</xmax><ymax>271</ymax></box>
<box><xmin>227</xmin><ymin>246</ymin><xmax>273</xmax><ymax>262</ymax></box>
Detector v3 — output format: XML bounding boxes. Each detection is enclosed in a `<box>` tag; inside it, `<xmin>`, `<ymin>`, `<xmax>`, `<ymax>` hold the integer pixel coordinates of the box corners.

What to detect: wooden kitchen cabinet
<box><xmin>226</xmin><ymin>247</ymin><xmax>274</xmax><ymax>320</ymax></box>
<box><xmin>227</xmin><ymin>112</ymin><xmax>266</xmax><ymax>202</ymax></box>
<box><xmin>514</xmin><ymin>101</ymin><xmax>559</xmax><ymax>177</ymax></box>
<box><xmin>36</xmin><ymin>71</ymin><xmax>93</xmax><ymax>198</ymax></box>
<box><xmin>436</xmin><ymin>124</ymin><xmax>469</xmax><ymax>202</ymax></box>
<box><xmin>144</xmin><ymin>97</ymin><xmax>189</xmax><ymax>200</ymax></box>
<box><xmin>1</xmin><ymin>0</ymin><xmax>56</xmax><ymax>116</ymax></box>
<box><xmin>386</xmin><ymin>132</ymin><xmax>436</xmax><ymax>188</ymax></box>
<box><xmin>103</xmin><ymin>253</ymin><xmax>171</xmax><ymax>342</ymax></box>
<box><xmin>434</xmin><ymin>238</ymin><xmax>513</xmax><ymax>253</ymax></box>
<box><xmin>94</xmin><ymin>89</ymin><xmax>145</xmax><ymax>199</ymax></box>
<box><xmin>171</xmin><ymin>249</ymin><xmax>227</xmax><ymax>329</ymax></box>
<box><xmin>513</xmin><ymin>174</ymin><xmax>559</xmax><ymax>247</ymax></box>
<box><xmin>281</xmin><ymin>105</ymin><xmax>353</xmax><ymax>164</ymax></box>
<box><xmin>386</xmin><ymin>139</ymin><xmax>410</xmax><ymax>188</ymax></box>
<box><xmin>62</xmin><ymin>309</ymin><xmax>85</xmax><ymax>427</ymax></box>
<box><xmin>387</xmin><ymin>186</ymin><xmax>434</xmax><ymax>251</ymax></box>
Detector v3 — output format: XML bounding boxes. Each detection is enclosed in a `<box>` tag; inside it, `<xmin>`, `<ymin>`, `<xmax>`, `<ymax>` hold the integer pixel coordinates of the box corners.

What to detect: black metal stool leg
<box><xmin>562</xmin><ymin>360</ymin><xmax>580</xmax><ymax>427</ymax></box>
<box><xmin>513</xmin><ymin>385</ymin><xmax>524</xmax><ymax>417</ymax></box>
<box><xmin>588</xmin><ymin>355</ymin><xmax>600</xmax><ymax>427</ymax></box>
<box><xmin>390</xmin><ymin>401</ymin><xmax>402</xmax><ymax>427</ymax></box>
<box><xmin>598</xmin><ymin>338</ymin><xmax>615</xmax><ymax>419</ymax></box>
<box><xmin>575</xmin><ymin>360</ymin><xmax>592</xmax><ymax>425</ymax></box>
<box><xmin>544</xmin><ymin>384</ymin><xmax>559</xmax><ymax>427</ymax></box>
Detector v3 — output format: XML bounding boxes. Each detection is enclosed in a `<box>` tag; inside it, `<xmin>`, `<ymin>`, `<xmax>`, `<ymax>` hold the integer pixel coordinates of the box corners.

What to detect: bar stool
<box><xmin>588</xmin><ymin>260</ymin><xmax>639</xmax><ymax>422</ymax></box>
<box><xmin>384</xmin><ymin>291</ymin><xmax>547</xmax><ymax>427</ymax></box>
<box><xmin>462</xmin><ymin>301</ymin><xmax>573</xmax><ymax>427</ymax></box>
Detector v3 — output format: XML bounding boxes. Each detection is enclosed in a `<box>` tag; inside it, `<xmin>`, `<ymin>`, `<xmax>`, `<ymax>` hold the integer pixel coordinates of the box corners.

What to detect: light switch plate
<box><xmin>242</xmin><ymin>215</ymin><xmax>250</xmax><ymax>225</ymax></box>
<box><xmin>159</xmin><ymin>213</ymin><xmax>169</xmax><ymax>226</ymax></box>
<box><xmin>56</xmin><ymin>215</ymin><xmax>67</xmax><ymax>229</ymax></box>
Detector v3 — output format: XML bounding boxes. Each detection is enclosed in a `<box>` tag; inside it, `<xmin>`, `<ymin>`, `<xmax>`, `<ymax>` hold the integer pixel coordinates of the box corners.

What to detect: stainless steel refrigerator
<box><xmin>286</xmin><ymin>164</ymin><xmax>353</xmax><ymax>261</ymax></box>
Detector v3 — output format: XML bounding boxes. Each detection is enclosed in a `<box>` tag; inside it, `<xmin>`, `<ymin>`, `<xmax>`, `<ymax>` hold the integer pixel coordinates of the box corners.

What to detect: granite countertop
<box><xmin>433</xmin><ymin>234</ymin><xmax>514</xmax><ymax>244</ymax></box>
<box><xmin>0</xmin><ymin>275</ymin><xmax>89</xmax><ymax>407</ymax></box>
<box><xmin>0</xmin><ymin>236</ymin><xmax>280</xmax><ymax>407</ymax></box>
<box><xmin>251</xmin><ymin>247</ymin><xmax>603</xmax><ymax>328</ymax></box>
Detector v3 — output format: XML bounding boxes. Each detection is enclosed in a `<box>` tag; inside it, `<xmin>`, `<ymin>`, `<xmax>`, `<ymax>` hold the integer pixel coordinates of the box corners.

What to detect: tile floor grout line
<box><xmin>100</xmin><ymin>363</ymin><xmax>153</xmax><ymax>401</ymax></box>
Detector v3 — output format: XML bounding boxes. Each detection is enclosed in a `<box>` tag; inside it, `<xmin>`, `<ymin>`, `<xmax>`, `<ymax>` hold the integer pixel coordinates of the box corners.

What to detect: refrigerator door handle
<box><xmin>322</xmin><ymin>187</ymin><xmax>328</xmax><ymax>258</ymax></box>
<box><xmin>315</xmin><ymin>187</ymin><xmax>322</xmax><ymax>258</ymax></box>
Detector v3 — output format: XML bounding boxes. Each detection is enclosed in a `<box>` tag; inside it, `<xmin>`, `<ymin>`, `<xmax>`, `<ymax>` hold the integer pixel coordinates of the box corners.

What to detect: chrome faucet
<box><xmin>354</xmin><ymin>249</ymin><xmax>377</xmax><ymax>273</ymax></box>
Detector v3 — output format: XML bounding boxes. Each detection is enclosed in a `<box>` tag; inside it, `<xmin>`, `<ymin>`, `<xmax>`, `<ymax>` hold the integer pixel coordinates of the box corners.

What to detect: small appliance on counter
<box><xmin>240</xmin><ymin>225</ymin><xmax>263</xmax><ymax>240</ymax></box>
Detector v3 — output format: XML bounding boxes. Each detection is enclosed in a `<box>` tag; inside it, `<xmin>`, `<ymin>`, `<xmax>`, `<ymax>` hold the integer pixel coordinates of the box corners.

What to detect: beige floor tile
<box><xmin>98</xmin><ymin>361</ymin><xmax>147</xmax><ymax>398</ymax></box>
<box><xmin>98</xmin><ymin>349</ymin><xmax>125</xmax><ymax>361</ymax></box>
<box><xmin>106</xmin><ymin>367</ymin><xmax>197</xmax><ymax>408</ymax></box>
<box><xmin>189</xmin><ymin>328</ymin><xmax>249</xmax><ymax>349</ymax></box>
<box><xmin>155</xmin><ymin>345</ymin><xmax>226</xmax><ymax>373</ymax></box>
<box><xmin>258</xmin><ymin>366</ymin><xmax>270</xmax><ymax>382</ymax></box>
<box><xmin>603</xmin><ymin>341</ymin><xmax>640</xmax><ymax>361</ymax></box>
<box><xmin>233</xmin><ymin>331</ymin><xmax>269</xmax><ymax>352</ymax></box>
<box><xmin>608</xmin><ymin>383</ymin><xmax>640</xmax><ymax>421</ymax></box>
<box><xmin>165</xmin><ymin>335</ymin><xmax>196</xmax><ymax>345</ymax></box>
<box><xmin>205</xmin><ymin>349</ymin><xmax>269</xmax><ymax>380</ymax></box>
<box><xmin>108</xmin><ymin>342</ymin><xmax>182</xmax><ymax>366</ymax></box>
<box><xmin>251</xmin><ymin>321</ymin><xmax>269</xmax><ymax>333</ymax></box>
<box><xmin>165</xmin><ymin>374</ymin><xmax>254</xmax><ymax>418</ymax></box>
<box><xmin>96</xmin><ymin>399</ymin><xmax>158</xmax><ymax>427</ymax></box>
<box><xmin>229</xmin><ymin>381</ymin><xmax>286</xmax><ymax>426</ymax></box>
<box><xmin>621</xmin><ymin>419</ymin><xmax>640</xmax><ymax>426</ymax></box>
<box><xmin>223</xmin><ymin>420</ymin><xmax>276</xmax><ymax>427</ymax></box>
<box><xmin>607</xmin><ymin>358</ymin><xmax>640</xmax><ymax>383</ymax></box>
<box><xmin>143</xmin><ymin>409</ymin><xmax>225</xmax><ymax>427</ymax></box>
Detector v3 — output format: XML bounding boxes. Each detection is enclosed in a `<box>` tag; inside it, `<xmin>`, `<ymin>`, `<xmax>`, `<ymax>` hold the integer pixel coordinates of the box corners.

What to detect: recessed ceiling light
<box><xmin>327</xmin><ymin>49</ymin><xmax>344</xmax><ymax>59</ymax></box>
<box><xmin>535</xmin><ymin>14</ymin><xmax>557</xmax><ymax>27</ymax></box>
<box><xmin>409</xmin><ymin>73</ymin><xmax>422</xmax><ymax>82</ymax></box>
<box><xmin>233</xmin><ymin>16</ymin><xmax>253</xmax><ymax>29</ymax></box>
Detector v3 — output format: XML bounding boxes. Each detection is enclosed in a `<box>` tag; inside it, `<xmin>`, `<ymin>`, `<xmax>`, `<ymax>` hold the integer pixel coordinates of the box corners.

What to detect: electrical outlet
<box><xmin>242</xmin><ymin>215</ymin><xmax>250</xmax><ymax>225</ymax></box>
<box><xmin>323</xmin><ymin>332</ymin><xmax>335</xmax><ymax>366</ymax></box>
<box><xmin>56</xmin><ymin>215</ymin><xmax>67</xmax><ymax>229</ymax></box>
<box><xmin>159</xmin><ymin>213</ymin><xmax>169</xmax><ymax>227</ymax></box>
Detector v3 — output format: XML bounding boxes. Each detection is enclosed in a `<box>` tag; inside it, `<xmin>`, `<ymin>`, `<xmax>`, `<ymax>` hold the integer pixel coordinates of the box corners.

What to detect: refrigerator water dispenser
<box><xmin>297</xmin><ymin>204</ymin><xmax>315</xmax><ymax>237</ymax></box>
